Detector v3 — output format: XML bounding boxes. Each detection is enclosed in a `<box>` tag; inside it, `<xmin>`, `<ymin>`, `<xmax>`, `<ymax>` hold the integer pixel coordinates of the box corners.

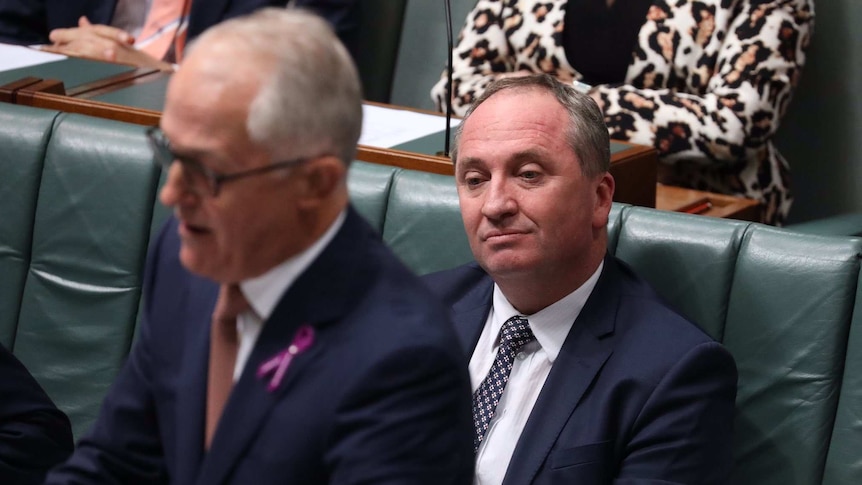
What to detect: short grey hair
<box><xmin>193</xmin><ymin>8</ymin><xmax>362</xmax><ymax>165</ymax></box>
<box><xmin>451</xmin><ymin>74</ymin><xmax>610</xmax><ymax>177</ymax></box>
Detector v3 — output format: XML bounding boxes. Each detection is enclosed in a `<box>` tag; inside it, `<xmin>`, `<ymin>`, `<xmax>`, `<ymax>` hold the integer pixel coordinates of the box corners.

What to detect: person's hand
<box><xmin>44</xmin><ymin>17</ymin><xmax>173</xmax><ymax>71</ymax></box>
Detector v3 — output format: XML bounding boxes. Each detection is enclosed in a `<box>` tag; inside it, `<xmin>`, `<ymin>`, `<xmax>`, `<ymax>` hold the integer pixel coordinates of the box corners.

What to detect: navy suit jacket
<box><xmin>0</xmin><ymin>343</ymin><xmax>72</xmax><ymax>484</ymax></box>
<box><xmin>46</xmin><ymin>207</ymin><xmax>473</xmax><ymax>484</ymax></box>
<box><xmin>0</xmin><ymin>0</ymin><xmax>359</xmax><ymax>54</ymax></box>
<box><xmin>423</xmin><ymin>256</ymin><xmax>738</xmax><ymax>485</ymax></box>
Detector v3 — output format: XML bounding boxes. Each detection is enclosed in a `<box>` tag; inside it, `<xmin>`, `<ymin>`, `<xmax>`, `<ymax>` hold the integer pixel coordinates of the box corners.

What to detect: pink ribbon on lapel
<box><xmin>256</xmin><ymin>325</ymin><xmax>315</xmax><ymax>392</ymax></box>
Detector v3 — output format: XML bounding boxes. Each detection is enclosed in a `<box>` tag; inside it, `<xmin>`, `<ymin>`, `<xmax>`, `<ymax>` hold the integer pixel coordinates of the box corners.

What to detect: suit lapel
<box><xmin>195</xmin><ymin>207</ymin><xmax>377</xmax><ymax>484</ymax></box>
<box><xmin>195</xmin><ymin>310</ymin><xmax>328</xmax><ymax>485</ymax></box>
<box><xmin>502</xmin><ymin>256</ymin><xmax>621</xmax><ymax>485</ymax></box>
<box><xmin>450</xmin><ymin>276</ymin><xmax>494</xmax><ymax>356</ymax></box>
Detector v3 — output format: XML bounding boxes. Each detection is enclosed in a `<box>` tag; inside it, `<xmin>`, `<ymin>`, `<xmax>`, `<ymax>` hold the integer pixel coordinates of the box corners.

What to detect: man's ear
<box><xmin>592</xmin><ymin>172</ymin><xmax>615</xmax><ymax>229</ymax></box>
<box><xmin>296</xmin><ymin>156</ymin><xmax>346</xmax><ymax>208</ymax></box>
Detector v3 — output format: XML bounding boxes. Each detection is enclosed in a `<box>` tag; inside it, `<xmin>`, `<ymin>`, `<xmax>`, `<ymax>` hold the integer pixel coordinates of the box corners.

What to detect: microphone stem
<box><xmin>444</xmin><ymin>0</ymin><xmax>454</xmax><ymax>158</ymax></box>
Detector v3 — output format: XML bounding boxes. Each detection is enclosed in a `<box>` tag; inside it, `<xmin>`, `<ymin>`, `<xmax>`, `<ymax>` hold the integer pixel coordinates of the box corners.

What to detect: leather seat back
<box><xmin>0</xmin><ymin>104</ymin><xmax>59</xmax><ymax>346</ymax></box>
<box><xmin>9</xmin><ymin>112</ymin><xmax>161</xmax><ymax>437</ymax></box>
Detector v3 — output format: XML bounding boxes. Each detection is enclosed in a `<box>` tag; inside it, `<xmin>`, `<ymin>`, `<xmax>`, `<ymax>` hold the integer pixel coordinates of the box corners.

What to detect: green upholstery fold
<box><xmin>725</xmin><ymin>229</ymin><xmax>861</xmax><ymax>485</ymax></box>
<box><xmin>12</xmin><ymin>113</ymin><xmax>161</xmax><ymax>437</ymax></box>
<box><xmin>346</xmin><ymin>161</ymin><xmax>398</xmax><ymax>233</ymax></box>
<box><xmin>614</xmin><ymin>208</ymin><xmax>748</xmax><ymax>341</ymax></box>
<box><xmin>605</xmin><ymin>203</ymin><xmax>627</xmax><ymax>254</ymax></box>
<box><xmin>823</xmin><ymin>270</ymin><xmax>862</xmax><ymax>484</ymax></box>
<box><xmin>0</xmin><ymin>104</ymin><xmax>60</xmax><ymax>347</ymax></box>
<box><xmin>382</xmin><ymin>169</ymin><xmax>472</xmax><ymax>275</ymax></box>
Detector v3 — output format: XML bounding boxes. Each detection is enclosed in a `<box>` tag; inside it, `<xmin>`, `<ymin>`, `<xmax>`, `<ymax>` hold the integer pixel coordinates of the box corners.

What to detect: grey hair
<box><xmin>193</xmin><ymin>8</ymin><xmax>362</xmax><ymax>165</ymax></box>
<box><xmin>450</xmin><ymin>74</ymin><xmax>610</xmax><ymax>177</ymax></box>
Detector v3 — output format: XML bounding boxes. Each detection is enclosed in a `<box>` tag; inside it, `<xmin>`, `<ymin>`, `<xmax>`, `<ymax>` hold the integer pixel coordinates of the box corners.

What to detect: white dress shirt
<box><xmin>470</xmin><ymin>261</ymin><xmax>604</xmax><ymax>485</ymax></box>
<box><xmin>231</xmin><ymin>210</ymin><xmax>346</xmax><ymax>381</ymax></box>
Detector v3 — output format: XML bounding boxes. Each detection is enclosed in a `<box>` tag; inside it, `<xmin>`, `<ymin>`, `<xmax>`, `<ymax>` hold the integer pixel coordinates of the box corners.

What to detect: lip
<box><xmin>177</xmin><ymin>218</ymin><xmax>210</xmax><ymax>238</ymax></box>
<box><xmin>482</xmin><ymin>230</ymin><xmax>527</xmax><ymax>242</ymax></box>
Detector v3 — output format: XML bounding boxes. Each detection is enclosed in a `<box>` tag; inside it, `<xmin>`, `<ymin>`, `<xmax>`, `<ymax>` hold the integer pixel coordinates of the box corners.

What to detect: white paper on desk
<box><xmin>0</xmin><ymin>43</ymin><xmax>66</xmax><ymax>72</ymax></box>
<box><xmin>359</xmin><ymin>104</ymin><xmax>461</xmax><ymax>148</ymax></box>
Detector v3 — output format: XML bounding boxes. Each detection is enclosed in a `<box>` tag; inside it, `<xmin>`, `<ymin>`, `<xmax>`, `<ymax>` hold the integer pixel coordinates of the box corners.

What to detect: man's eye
<box><xmin>520</xmin><ymin>171</ymin><xmax>539</xmax><ymax>180</ymax></box>
<box><xmin>461</xmin><ymin>172</ymin><xmax>485</xmax><ymax>186</ymax></box>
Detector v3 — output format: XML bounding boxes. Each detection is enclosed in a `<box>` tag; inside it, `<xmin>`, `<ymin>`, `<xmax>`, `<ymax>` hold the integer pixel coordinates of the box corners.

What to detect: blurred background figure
<box><xmin>0</xmin><ymin>0</ymin><xmax>359</xmax><ymax>71</ymax></box>
<box><xmin>432</xmin><ymin>0</ymin><xmax>814</xmax><ymax>225</ymax></box>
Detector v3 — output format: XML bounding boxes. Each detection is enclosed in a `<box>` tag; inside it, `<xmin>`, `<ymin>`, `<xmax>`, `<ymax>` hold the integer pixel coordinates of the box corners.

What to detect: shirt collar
<box><xmin>239</xmin><ymin>209</ymin><xmax>347</xmax><ymax>320</ymax></box>
<box><xmin>491</xmin><ymin>260</ymin><xmax>604</xmax><ymax>363</ymax></box>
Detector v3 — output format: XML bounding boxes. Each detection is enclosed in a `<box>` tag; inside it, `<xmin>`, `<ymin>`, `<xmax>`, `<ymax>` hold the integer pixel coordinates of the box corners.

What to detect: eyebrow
<box><xmin>169</xmin><ymin>141</ymin><xmax>236</xmax><ymax>172</ymax></box>
<box><xmin>168</xmin><ymin>142</ymin><xmax>212</xmax><ymax>162</ymax></box>
<box><xmin>457</xmin><ymin>149</ymin><xmax>548</xmax><ymax>172</ymax></box>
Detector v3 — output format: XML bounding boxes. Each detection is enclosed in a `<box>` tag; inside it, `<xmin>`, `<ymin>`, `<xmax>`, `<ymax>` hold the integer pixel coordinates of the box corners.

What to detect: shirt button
<box><xmin>517</xmin><ymin>352</ymin><xmax>527</xmax><ymax>360</ymax></box>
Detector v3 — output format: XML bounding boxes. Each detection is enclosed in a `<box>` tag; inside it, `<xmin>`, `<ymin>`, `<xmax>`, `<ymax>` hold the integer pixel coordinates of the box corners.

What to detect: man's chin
<box><xmin>179</xmin><ymin>248</ymin><xmax>218</xmax><ymax>280</ymax></box>
<box><xmin>478</xmin><ymin>254</ymin><xmax>533</xmax><ymax>279</ymax></box>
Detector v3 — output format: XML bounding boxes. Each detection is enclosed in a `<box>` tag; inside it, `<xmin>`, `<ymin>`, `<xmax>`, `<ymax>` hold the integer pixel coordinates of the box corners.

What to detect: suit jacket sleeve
<box><xmin>0</xmin><ymin>343</ymin><xmax>73</xmax><ymax>484</ymax></box>
<box><xmin>328</xmin><ymin>345</ymin><xmax>474</xmax><ymax>484</ymax></box>
<box><xmin>615</xmin><ymin>341</ymin><xmax>737</xmax><ymax>485</ymax></box>
<box><xmin>294</xmin><ymin>0</ymin><xmax>359</xmax><ymax>54</ymax></box>
<box><xmin>0</xmin><ymin>0</ymin><xmax>49</xmax><ymax>44</ymax></box>
<box><xmin>0</xmin><ymin>0</ymin><xmax>115</xmax><ymax>45</ymax></box>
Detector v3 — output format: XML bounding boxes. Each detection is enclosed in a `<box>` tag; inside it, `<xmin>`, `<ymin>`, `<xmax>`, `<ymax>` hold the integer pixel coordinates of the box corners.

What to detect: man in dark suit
<box><xmin>45</xmin><ymin>8</ymin><xmax>472</xmax><ymax>484</ymax></box>
<box><xmin>422</xmin><ymin>74</ymin><xmax>738</xmax><ymax>484</ymax></box>
<box><xmin>0</xmin><ymin>343</ymin><xmax>73</xmax><ymax>484</ymax></box>
<box><xmin>0</xmin><ymin>0</ymin><xmax>358</xmax><ymax>70</ymax></box>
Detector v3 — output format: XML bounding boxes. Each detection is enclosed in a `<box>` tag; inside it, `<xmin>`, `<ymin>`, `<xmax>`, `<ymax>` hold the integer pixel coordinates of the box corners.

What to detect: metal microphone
<box><xmin>441</xmin><ymin>0</ymin><xmax>454</xmax><ymax>158</ymax></box>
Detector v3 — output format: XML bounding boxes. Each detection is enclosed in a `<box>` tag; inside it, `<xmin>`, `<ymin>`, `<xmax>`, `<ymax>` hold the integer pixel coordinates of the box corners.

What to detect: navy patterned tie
<box><xmin>472</xmin><ymin>315</ymin><xmax>535</xmax><ymax>453</ymax></box>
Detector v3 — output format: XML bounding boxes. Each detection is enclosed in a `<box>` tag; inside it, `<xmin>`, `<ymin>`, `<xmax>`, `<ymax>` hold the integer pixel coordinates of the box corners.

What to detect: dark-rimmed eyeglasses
<box><xmin>146</xmin><ymin>126</ymin><xmax>310</xmax><ymax>197</ymax></box>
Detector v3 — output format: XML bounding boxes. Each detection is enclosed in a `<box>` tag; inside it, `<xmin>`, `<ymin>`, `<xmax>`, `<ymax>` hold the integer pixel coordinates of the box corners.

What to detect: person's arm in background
<box><xmin>590</xmin><ymin>0</ymin><xmax>814</xmax><ymax>168</ymax></box>
<box><xmin>44</xmin><ymin>16</ymin><xmax>173</xmax><ymax>71</ymax></box>
<box><xmin>431</xmin><ymin>0</ymin><xmax>536</xmax><ymax>116</ymax></box>
<box><xmin>294</xmin><ymin>0</ymin><xmax>360</xmax><ymax>61</ymax></box>
<box><xmin>0</xmin><ymin>343</ymin><xmax>73</xmax><ymax>484</ymax></box>
<box><xmin>0</xmin><ymin>0</ymin><xmax>50</xmax><ymax>45</ymax></box>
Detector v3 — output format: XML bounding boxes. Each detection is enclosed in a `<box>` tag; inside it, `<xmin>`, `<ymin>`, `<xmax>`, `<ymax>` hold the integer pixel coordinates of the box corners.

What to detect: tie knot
<box><xmin>500</xmin><ymin>315</ymin><xmax>534</xmax><ymax>351</ymax></box>
<box><xmin>213</xmin><ymin>284</ymin><xmax>251</xmax><ymax>323</ymax></box>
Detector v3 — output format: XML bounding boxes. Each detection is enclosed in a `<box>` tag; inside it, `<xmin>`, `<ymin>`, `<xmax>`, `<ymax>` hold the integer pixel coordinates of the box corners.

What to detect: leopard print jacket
<box><xmin>431</xmin><ymin>0</ymin><xmax>815</xmax><ymax>224</ymax></box>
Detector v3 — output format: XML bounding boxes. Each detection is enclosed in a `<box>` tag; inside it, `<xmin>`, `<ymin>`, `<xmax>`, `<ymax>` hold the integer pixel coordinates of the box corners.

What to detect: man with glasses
<box><xmin>46</xmin><ymin>8</ymin><xmax>473</xmax><ymax>484</ymax></box>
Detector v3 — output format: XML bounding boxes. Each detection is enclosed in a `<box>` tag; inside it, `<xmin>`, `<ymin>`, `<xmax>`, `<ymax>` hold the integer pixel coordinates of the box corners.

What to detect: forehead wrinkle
<box><xmin>456</xmin><ymin>147</ymin><xmax>552</xmax><ymax>175</ymax></box>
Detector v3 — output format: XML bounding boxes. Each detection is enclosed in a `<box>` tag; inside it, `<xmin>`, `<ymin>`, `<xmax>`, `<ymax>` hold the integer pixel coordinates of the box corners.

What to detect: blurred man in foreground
<box><xmin>46</xmin><ymin>8</ymin><xmax>472</xmax><ymax>484</ymax></box>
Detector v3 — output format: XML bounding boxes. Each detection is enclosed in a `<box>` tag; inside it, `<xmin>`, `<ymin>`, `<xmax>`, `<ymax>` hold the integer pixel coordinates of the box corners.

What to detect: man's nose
<box><xmin>481</xmin><ymin>178</ymin><xmax>517</xmax><ymax>221</ymax></box>
<box><xmin>159</xmin><ymin>163</ymin><xmax>198</xmax><ymax>208</ymax></box>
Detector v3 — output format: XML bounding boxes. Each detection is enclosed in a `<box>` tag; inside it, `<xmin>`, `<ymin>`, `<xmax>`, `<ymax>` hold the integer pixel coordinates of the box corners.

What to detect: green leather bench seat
<box><xmin>0</xmin><ymin>104</ymin><xmax>59</xmax><ymax>346</ymax></box>
<box><xmin>1</xmin><ymin>109</ymin><xmax>162</xmax><ymax>436</ymax></box>
<box><xmin>1</xmin><ymin>102</ymin><xmax>861</xmax><ymax>484</ymax></box>
<box><xmin>825</xmin><ymin>296</ymin><xmax>862</xmax><ymax>483</ymax></box>
<box><xmin>786</xmin><ymin>213</ymin><xmax>862</xmax><ymax>237</ymax></box>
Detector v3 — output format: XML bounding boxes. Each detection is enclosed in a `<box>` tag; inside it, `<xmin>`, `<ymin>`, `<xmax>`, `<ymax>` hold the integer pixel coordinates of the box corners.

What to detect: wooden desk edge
<box><xmin>656</xmin><ymin>185</ymin><xmax>761</xmax><ymax>222</ymax></box>
<box><xmin>0</xmin><ymin>76</ymin><xmax>43</xmax><ymax>103</ymax></box>
<box><xmin>68</xmin><ymin>67</ymin><xmax>161</xmax><ymax>98</ymax></box>
<box><xmin>16</xmin><ymin>90</ymin><xmax>161</xmax><ymax>126</ymax></box>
